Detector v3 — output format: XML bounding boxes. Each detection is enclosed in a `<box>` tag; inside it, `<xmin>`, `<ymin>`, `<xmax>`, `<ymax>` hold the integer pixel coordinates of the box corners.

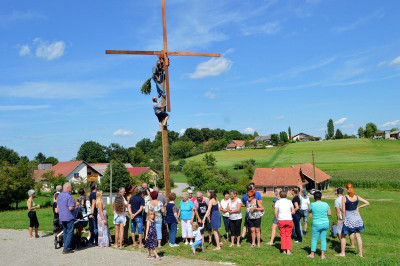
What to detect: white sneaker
<box><xmin>169</xmin><ymin>243</ymin><xmax>173</xmax><ymax>247</ymax></box>
<box><xmin>184</xmin><ymin>241</ymin><xmax>189</xmax><ymax>245</ymax></box>
<box><xmin>189</xmin><ymin>241</ymin><xmax>193</xmax><ymax>245</ymax></box>
<box><xmin>173</xmin><ymin>244</ymin><xmax>180</xmax><ymax>247</ymax></box>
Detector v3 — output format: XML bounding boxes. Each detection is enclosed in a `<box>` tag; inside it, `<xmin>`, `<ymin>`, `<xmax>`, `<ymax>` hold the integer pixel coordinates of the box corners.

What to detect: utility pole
<box><xmin>109</xmin><ymin>162</ymin><xmax>112</xmax><ymax>204</ymax></box>
<box><xmin>312</xmin><ymin>151</ymin><xmax>317</xmax><ymax>190</ymax></box>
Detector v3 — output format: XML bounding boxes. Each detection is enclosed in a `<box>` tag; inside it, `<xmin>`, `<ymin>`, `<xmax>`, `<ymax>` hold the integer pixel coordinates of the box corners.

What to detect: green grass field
<box><xmin>1</xmin><ymin>192</ymin><xmax>399</xmax><ymax>264</ymax></box>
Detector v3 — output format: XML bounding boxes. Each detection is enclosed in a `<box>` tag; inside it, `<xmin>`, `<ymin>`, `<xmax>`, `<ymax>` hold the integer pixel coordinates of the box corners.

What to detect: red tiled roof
<box><xmin>33</xmin><ymin>169</ymin><xmax>50</xmax><ymax>181</ymax></box>
<box><xmin>252</xmin><ymin>167</ymin><xmax>304</xmax><ymax>187</ymax></box>
<box><xmin>296</xmin><ymin>163</ymin><xmax>331</xmax><ymax>183</ymax></box>
<box><xmin>226</xmin><ymin>143</ymin><xmax>237</xmax><ymax>149</ymax></box>
<box><xmin>231</xmin><ymin>140</ymin><xmax>245</xmax><ymax>147</ymax></box>
<box><xmin>252</xmin><ymin>163</ymin><xmax>330</xmax><ymax>187</ymax></box>
<box><xmin>52</xmin><ymin>160</ymin><xmax>83</xmax><ymax>177</ymax></box>
<box><xmin>127</xmin><ymin>167</ymin><xmax>151</xmax><ymax>176</ymax></box>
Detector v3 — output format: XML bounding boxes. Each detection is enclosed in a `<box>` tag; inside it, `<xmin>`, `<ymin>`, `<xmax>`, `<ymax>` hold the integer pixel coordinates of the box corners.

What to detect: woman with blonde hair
<box><xmin>96</xmin><ymin>191</ymin><xmax>111</xmax><ymax>247</ymax></box>
<box><xmin>113</xmin><ymin>194</ymin><xmax>126</xmax><ymax>248</ymax></box>
<box><xmin>337</xmin><ymin>183</ymin><xmax>369</xmax><ymax>257</ymax></box>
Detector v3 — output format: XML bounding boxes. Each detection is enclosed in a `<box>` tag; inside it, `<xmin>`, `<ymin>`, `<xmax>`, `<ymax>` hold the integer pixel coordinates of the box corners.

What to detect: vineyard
<box><xmin>327</xmin><ymin>168</ymin><xmax>400</xmax><ymax>189</ymax></box>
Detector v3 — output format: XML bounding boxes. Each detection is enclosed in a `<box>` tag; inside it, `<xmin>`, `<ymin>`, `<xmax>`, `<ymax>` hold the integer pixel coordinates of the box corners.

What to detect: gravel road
<box><xmin>0</xmin><ymin>229</ymin><xmax>220</xmax><ymax>266</ymax></box>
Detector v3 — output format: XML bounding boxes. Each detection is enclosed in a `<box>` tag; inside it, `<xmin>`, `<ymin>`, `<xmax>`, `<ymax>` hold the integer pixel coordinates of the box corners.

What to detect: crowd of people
<box><xmin>27</xmin><ymin>181</ymin><xmax>369</xmax><ymax>259</ymax></box>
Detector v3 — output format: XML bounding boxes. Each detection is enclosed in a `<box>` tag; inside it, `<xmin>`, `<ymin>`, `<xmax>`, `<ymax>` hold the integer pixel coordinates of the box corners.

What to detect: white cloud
<box><xmin>243</xmin><ymin>127</ymin><xmax>255</xmax><ymax>134</ymax></box>
<box><xmin>204</xmin><ymin>91</ymin><xmax>216</xmax><ymax>99</ymax></box>
<box><xmin>275</xmin><ymin>115</ymin><xmax>285</xmax><ymax>120</ymax></box>
<box><xmin>241</xmin><ymin>22</ymin><xmax>281</xmax><ymax>36</ymax></box>
<box><xmin>389</xmin><ymin>56</ymin><xmax>400</xmax><ymax>66</ymax></box>
<box><xmin>0</xmin><ymin>10</ymin><xmax>46</xmax><ymax>27</ymax></box>
<box><xmin>334</xmin><ymin>117</ymin><xmax>347</xmax><ymax>125</ymax></box>
<box><xmin>34</xmin><ymin>38</ymin><xmax>65</xmax><ymax>61</ymax></box>
<box><xmin>19</xmin><ymin>45</ymin><xmax>31</xmax><ymax>56</ymax></box>
<box><xmin>332</xmin><ymin>9</ymin><xmax>384</xmax><ymax>33</ymax></box>
<box><xmin>113</xmin><ymin>129</ymin><xmax>133</xmax><ymax>136</ymax></box>
<box><xmin>179</xmin><ymin>128</ymin><xmax>186</xmax><ymax>136</ymax></box>
<box><xmin>377</xmin><ymin>61</ymin><xmax>386</xmax><ymax>67</ymax></box>
<box><xmin>382</xmin><ymin>120</ymin><xmax>400</xmax><ymax>127</ymax></box>
<box><xmin>188</xmin><ymin>57</ymin><xmax>232</xmax><ymax>79</ymax></box>
<box><xmin>0</xmin><ymin>105</ymin><xmax>50</xmax><ymax>111</ymax></box>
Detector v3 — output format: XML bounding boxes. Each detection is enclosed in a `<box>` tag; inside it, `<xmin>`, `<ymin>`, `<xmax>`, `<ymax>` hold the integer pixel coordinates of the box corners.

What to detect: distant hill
<box><xmin>177</xmin><ymin>139</ymin><xmax>400</xmax><ymax>172</ymax></box>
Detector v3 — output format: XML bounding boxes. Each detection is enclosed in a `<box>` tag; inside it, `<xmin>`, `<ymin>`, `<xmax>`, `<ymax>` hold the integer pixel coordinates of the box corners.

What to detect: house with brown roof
<box><xmin>291</xmin><ymin>133</ymin><xmax>321</xmax><ymax>142</ymax></box>
<box><xmin>33</xmin><ymin>160</ymin><xmax>103</xmax><ymax>184</ymax></box>
<box><xmin>226</xmin><ymin>140</ymin><xmax>254</xmax><ymax>150</ymax></box>
<box><xmin>252</xmin><ymin>163</ymin><xmax>331</xmax><ymax>196</ymax></box>
<box><xmin>127</xmin><ymin>167</ymin><xmax>159</xmax><ymax>186</ymax></box>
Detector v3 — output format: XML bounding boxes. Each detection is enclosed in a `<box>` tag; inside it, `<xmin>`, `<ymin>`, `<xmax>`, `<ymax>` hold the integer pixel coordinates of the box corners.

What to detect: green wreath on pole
<box><xmin>141</xmin><ymin>78</ymin><xmax>152</xmax><ymax>95</ymax></box>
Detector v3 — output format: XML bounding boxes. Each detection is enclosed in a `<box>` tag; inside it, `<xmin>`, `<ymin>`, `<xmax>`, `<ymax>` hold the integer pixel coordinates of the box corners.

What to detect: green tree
<box><xmin>253</xmin><ymin>131</ymin><xmax>259</xmax><ymax>139</ymax></box>
<box><xmin>358</xmin><ymin>127</ymin><xmax>364</xmax><ymax>138</ymax></box>
<box><xmin>136</xmin><ymin>138</ymin><xmax>153</xmax><ymax>154</ymax></box>
<box><xmin>288</xmin><ymin>127</ymin><xmax>292</xmax><ymax>140</ymax></box>
<box><xmin>223</xmin><ymin>130</ymin><xmax>243</xmax><ymax>142</ymax></box>
<box><xmin>183</xmin><ymin>128</ymin><xmax>204</xmax><ymax>144</ymax></box>
<box><xmin>44</xmin><ymin>156</ymin><xmax>59</xmax><ymax>166</ymax></box>
<box><xmin>170</xmin><ymin>140</ymin><xmax>195</xmax><ymax>159</ymax></box>
<box><xmin>279</xmin><ymin>131</ymin><xmax>289</xmax><ymax>143</ymax></box>
<box><xmin>391</xmin><ymin>128</ymin><xmax>399</xmax><ymax>132</ymax></box>
<box><xmin>201</xmin><ymin>128</ymin><xmax>213</xmax><ymax>141</ymax></box>
<box><xmin>203</xmin><ymin>153</ymin><xmax>217</xmax><ymax>167</ymax></box>
<box><xmin>107</xmin><ymin>143</ymin><xmax>130</xmax><ymax>162</ymax></box>
<box><xmin>0</xmin><ymin>146</ymin><xmax>20</xmax><ymax>165</ymax></box>
<box><xmin>77</xmin><ymin>141</ymin><xmax>107</xmax><ymax>163</ymax></box>
<box><xmin>34</xmin><ymin>152</ymin><xmax>46</xmax><ymax>163</ymax></box>
<box><xmin>244</xmin><ymin>140</ymin><xmax>251</xmax><ymax>147</ymax></box>
<box><xmin>210</xmin><ymin>139</ymin><xmax>228</xmax><ymax>151</ymax></box>
<box><xmin>128</xmin><ymin>147</ymin><xmax>147</xmax><ymax>165</ymax></box>
<box><xmin>270</xmin><ymin>134</ymin><xmax>279</xmax><ymax>146</ymax></box>
<box><xmin>211</xmin><ymin>128</ymin><xmax>226</xmax><ymax>140</ymax></box>
<box><xmin>182</xmin><ymin>161</ymin><xmax>214</xmax><ymax>191</ymax></box>
<box><xmin>43</xmin><ymin>170</ymin><xmax>68</xmax><ymax>192</ymax></box>
<box><xmin>335</xmin><ymin>129</ymin><xmax>344</xmax><ymax>139</ymax></box>
<box><xmin>327</xmin><ymin>119</ymin><xmax>334</xmax><ymax>139</ymax></box>
<box><xmin>365</xmin><ymin>123</ymin><xmax>377</xmax><ymax>138</ymax></box>
<box><xmin>244</xmin><ymin>163</ymin><xmax>255</xmax><ymax>179</ymax></box>
<box><xmin>100</xmin><ymin>160</ymin><xmax>133</xmax><ymax>193</ymax></box>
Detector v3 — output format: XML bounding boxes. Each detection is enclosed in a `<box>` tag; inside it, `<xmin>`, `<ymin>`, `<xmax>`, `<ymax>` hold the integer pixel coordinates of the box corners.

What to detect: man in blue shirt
<box><xmin>152</xmin><ymin>60</ymin><xmax>166</xmax><ymax>98</ymax></box>
<box><xmin>128</xmin><ymin>186</ymin><xmax>145</xmax><ymax>248</ymax></box>
<box><xmin>57</xmin><ymin>183</ymin><xmax>76</xmax><ymax>254</ymax></box>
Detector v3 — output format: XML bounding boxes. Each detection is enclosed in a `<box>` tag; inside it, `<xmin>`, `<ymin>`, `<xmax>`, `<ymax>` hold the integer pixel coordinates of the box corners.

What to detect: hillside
<box><xmin>179</xmin><ymin>139</ymin><xmax>400</xmax><ymax>172</ymax></box>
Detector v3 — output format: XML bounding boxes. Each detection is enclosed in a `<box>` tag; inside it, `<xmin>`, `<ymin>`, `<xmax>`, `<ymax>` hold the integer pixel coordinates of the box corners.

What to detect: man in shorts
<box><xmin>152</xmin><ymin>97</ymin><xmax>169</xmax><ymax>131</ymax></box>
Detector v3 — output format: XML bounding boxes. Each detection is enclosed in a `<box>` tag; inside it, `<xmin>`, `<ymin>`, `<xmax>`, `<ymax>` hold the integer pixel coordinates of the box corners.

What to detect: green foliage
<box><xmin>244</xmin><ymin>163</ymin><xmax>254</xmax><ymax>179</ymax></box>
<box><xmin>77</xmin><ymin>141</ymin><xmax>107</xmax><ymax>163</ymax></box>
<box><xmin>223</xmin><ymin>130</ymin><xmax>243</xmax><ymax>142</ymax></box>
<box><xmin>133</xmin><ymin>171</ymin><xmax>151</xmax><ymax>186</ymax></box>
<box><xmin>279</xmin><ymin>131</ymin><xmax>289</xmax><ymax>143</ymax></box>
<box><xmin>365</xmin><ymin>122</ymin><xmax>378</xmax><ymax>138</ymax></box>
<box><xmin>170</xmin><ymin>140</ymin><xmax>195</xmax><ymax>159</ymax></box>
<box><xmin>128</xmin><ymin>147</ymin><xmax>148</xmax><ymax>165</ymax></box>
<box><xmin>107</xmin><ymin>143</ymin><xmax>130</xmax><ymax>162</ymax></box>
<box><xmin>0</xmin><ymin>146</ymin><xmax>20</xmax><ymax>165</ymax></box>
<box><xmin>44</xmin><ymin>171</ymin><xmax>68</xmax><ymax>193</ymax></box>
<box><xmin>182</xmin><ymin>161</ymin><xmax>213</xmax><ymax>191</ymax></box>
<box><xmin>183</xmin><ymin>128</ymin><xmax>204</xmax><ymax>144</ymax></box>
<box><xmin>209</xmin><ymin>139</ymin><xmax>228</xmax><ymax>151</ymax></box>
<box><xmin>270</xmin><ymin>134</ymin><xmax>279</xmax><ymax>146</ymax></box>
<box><xmin>391</xmin><ymin>128</ymin><xmax>399</xmax><ymax>132</ymax></box>
<box><xmin>253</xmin><ymin>131</ymin><xmax>259</xmax><ymax>138</ymax></box>
<box><xmin>100</xmin><ymin>160</ymin><xmax>133</xmax><ymax>192</ymax></box>
<box><xmin>335</xmin><ymin>129</ymin><xmax>343</xmax><ymax>139</ymax></box>
<box><xmin>358</xmin><ymin>127</ymin><xmax>364</xmax><ymax>138</ymax></box>
<box><xmin>34</xmin><ymin>152</ymin><xmax>46</xmax><ymax>163</ymax></box>
<box><xmin>288</xmin><ymin>127</ymin><xmax>292</xmax><ymax>139</ymax></box>
<box><xmin>44</xmin><ymin>156</ymin><xmax>58</xmax><ymax>165</ymax></box>
<box><xmin>0</xmin><ymin>159</ymin><xmax>36</xmax><ymax>210</ymax></box>
<box><xmin>327</xmin><ymin>118</ymin><xmax>334</xmax><ymax>139</ymax></box>
<box><xmin>141</xmin><ymin>78</ymin><xmax>152</xmax><ymax>95</ymax></box>
<box><xmin>136</xmin><ymin>138</ymin><xmax>153</xmax><ymax>154</ymax></box>
<box><xmin>203</xmin><ymin>153</ymin><xmax>217</xmax><ymax>167</ymax></box>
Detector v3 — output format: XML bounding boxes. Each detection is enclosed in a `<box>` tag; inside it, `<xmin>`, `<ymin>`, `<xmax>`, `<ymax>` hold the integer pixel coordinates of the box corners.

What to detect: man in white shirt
<box><xmin>300</xmin><ymin>190</ymin><xmax>310</xmax><ymax>235</ymax></box>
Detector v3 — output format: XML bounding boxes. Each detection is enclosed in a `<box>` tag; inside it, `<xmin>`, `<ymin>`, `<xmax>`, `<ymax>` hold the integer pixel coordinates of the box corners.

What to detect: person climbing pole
<box><xmin>152</xmin><ymin>59</ymin><xmax>166</xmax><ymax>98</ymax></box>
<box><xmin>152</xmin><ymin>97</ymin><xmax>169</xmax><ymax>131</ymax></box>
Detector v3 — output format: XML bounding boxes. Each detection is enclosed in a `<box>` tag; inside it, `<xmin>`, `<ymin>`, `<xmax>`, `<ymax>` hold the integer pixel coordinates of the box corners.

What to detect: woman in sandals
<box><xmin>337</xmin><ymin>183</ymin><xmax>369</xmax><ymax>257</ymax></box>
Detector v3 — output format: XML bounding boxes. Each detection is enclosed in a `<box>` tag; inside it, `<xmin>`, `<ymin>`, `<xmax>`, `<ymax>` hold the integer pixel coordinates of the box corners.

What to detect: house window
<box><xmin>284</xmin><ymin>186</ymin><xmax>288</xmax><ymax>192</ymax></box>
<box><xmin>273</xmin><ymin>186</ymin><xmax>277</xmax><ymax>192</ymax></box>
<box><xmin>74</xmin><ymin>173</ymin><xmax>79</xmax><ymax>178</ymax></box>
<box><xmin>263</xmin><ymin>187</ymin><xmax>267</xmax><ymax>193</ymax></box>
<box><xmin>87</xmin><ymin>171</ymin><xmax>92</xmax><ymax>175</ymax></box>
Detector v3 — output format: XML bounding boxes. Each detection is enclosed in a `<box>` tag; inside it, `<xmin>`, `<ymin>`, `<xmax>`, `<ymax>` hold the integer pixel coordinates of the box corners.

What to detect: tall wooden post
<box><xmin>161</xmin><ymin>82</ymin><xmax>171</xmax><ymax>197</ymax></box>
<box><xmin>312</xmin><ymin>151</ymin><xmax>317</xmax><ymax>190</ymax></box>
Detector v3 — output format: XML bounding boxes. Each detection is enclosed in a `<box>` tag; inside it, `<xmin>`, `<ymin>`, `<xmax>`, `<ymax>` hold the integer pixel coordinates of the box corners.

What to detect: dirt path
<box><xmin>0</xmin><ymin>229</ymin><xmax>219</xmax><ymax>266</ymax></box>
<box><xmin>172</xmin><ymin>183</ymin><xmax>189</xmax><ymax>195</ymax></box>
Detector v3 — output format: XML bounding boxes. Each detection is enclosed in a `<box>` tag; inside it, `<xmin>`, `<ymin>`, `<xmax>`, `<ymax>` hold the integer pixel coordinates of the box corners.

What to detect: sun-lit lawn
<box><xmin>2</xmin><ymin>192</ymin><xmax>398</xmax><ymax>265</ymax></box>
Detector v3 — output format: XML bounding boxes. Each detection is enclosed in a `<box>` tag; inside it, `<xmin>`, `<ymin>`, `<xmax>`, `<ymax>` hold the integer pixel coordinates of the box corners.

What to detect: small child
<box><xmin>191</xmin><ymin>222</ymin><xmax>204</xmax><ymax>255</ymax></box>
<box><xmin>331</xmin><ymin>222</ymin><xmax>338</xmax><ymax>238</ymax></box>
<box><xmin>144</xmin><ymin>210</ymin><xmax>161</xmax><ymax>260</ymax></box>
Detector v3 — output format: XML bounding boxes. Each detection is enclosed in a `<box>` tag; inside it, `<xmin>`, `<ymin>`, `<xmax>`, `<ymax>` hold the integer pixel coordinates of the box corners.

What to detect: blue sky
<box><xmin>1</xmin><ymin>0</ymin><xmax>399</xmax><ymax>161</ymax></box>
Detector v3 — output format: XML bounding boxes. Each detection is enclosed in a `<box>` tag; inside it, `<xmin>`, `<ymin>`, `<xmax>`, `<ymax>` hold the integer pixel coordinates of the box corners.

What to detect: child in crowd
<box><xmin>191</xmin><ymin>222</ymin><xmax>204</xmax><ymax>255</ymax></box>
<box><xmin>145</xmin><ymin>210</ymin><xmax>161</xmax><ymax>260</ymax></box>
<box><xmin>331</xmin><ymin>222</ymin><xmax>338</xmax><ymax>238</ymax></box>
<box><xmin>85</xmin><ymin>191</ymin><xmax>92</xmax><ymax>239</ymax></box>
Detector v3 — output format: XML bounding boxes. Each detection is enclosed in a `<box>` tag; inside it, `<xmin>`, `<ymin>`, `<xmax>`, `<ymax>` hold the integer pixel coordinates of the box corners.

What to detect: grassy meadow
<box><xmin>174</xmin><ymin>139</ymin><xmax>400</xmax><ymax>189</ymax></box>
<box><xmin>1</xmin><ymin>191</ymin><xmax>399</xmax><ymax>265</ymax></box>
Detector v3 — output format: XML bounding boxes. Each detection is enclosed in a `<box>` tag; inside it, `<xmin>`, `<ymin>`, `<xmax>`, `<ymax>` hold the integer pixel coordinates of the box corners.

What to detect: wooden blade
<box><xmin>168</xmin><ymin>51</ymin><xmax>220</xmax><ymax>57</ymax></box>
<box><xmin>105</xmin><ymin>50</ymin><xmax>161</xmax><ymax>55</ymax></box>
<box><xmin>164</xmin><ymin>63</ymin><xmax>171</xmax><ymax>112</ymax></box>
